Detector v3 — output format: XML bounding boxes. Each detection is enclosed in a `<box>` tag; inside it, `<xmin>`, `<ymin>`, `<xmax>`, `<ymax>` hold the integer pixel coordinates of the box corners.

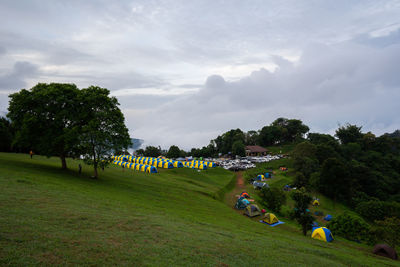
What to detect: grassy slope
<box><xmin>0</xmin><ymin>153</ymin><xmax>396</xmax><ymax>266</ymax></box>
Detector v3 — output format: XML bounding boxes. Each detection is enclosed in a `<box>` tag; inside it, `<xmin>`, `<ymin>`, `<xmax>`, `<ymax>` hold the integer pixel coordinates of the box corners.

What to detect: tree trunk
<box><xmin>61</xmin><ymin>155</ymin><xmax>67</xmax><ymax>169</ymax></box>
<box><xmin>93</xmin><ymin>165</ymin><xmax>98</xmax><ymax>179</ymax></box>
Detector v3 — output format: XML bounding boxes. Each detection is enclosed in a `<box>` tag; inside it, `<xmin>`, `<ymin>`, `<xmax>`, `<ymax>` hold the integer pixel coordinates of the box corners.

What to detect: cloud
<box><xmin>0</xmin><ymin>61</ymin><xmax>39</xmax><ymax>91</ymax></box>
<box><xmin>0</xmin><ymin>1</ymin><xmax>400</xmax><ymax>149</ymax></box>
<box><xmin>126</xmin><ymin>38</ymin><xmax>400</xmax><ymax>150</ymax></box>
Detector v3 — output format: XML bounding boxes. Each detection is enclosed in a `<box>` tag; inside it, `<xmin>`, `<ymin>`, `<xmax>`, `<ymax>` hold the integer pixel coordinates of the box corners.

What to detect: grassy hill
<box><xmin>0</xmin><ymin>153</ymin><xmax>397</xmax><ymax>266</ymax></box>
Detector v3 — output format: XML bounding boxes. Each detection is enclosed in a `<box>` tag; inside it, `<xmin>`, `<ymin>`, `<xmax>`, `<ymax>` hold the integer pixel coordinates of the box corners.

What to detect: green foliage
<box><xmin>258</xmin><ymin>125</ymin><xmax>281</xmax><ymax>146</ymax></box>
<box><xmin>135</xmin><ymin>148</ymin><xmax>145</xmax><ymax>156</ymax></box>
<box><xmin>0</xmin><ymin>117</ymin><xmax>13</xmax><ymax>152</ymax></box>
<box><xmin>293</xmin><ymin>172</ymin><xmax>308</xmax><ymax>188</ymax></box>
<box><xmin>355</xmin><ymin>200</ymin><xmax>400</xmax><ymax>222</ymax></box>
<box><xmin>335</xmin><ymin>124</ymin><xmax>363</xmax><ymax>145</ymax></box>
<box><xmin>244</xmin><ymin>130</ymin><xmax>259</xmax><ymax>145</ymax></box>
<box><xmin>7</xmin><ymin>83</ymin><xmax>81</xmax><ymax>168</ymax></box>
<box><xmin>372</xmin><ymin>217</ymin><xmax>400</xmax><ymax>248</ymax></box>
<box><xmin>320</xmin><ymin>158</ymin><xmax>352</xmax><ymax>202</ymax></box>
<box><xmin>258</xmin><ymin>118</ymin><xmax>309</xmax><ymax>146</ymax></box>
<box><xmin>212</xmin><ymin>128</ymin><xmax>245</xmax><ymax>155</ymax></box>
<box><xmin>190</xmin><ymin>143</ymin><xmax>216</xmax><ymax>158</ymax></box>
<box><xmin>232</xmin><ymin>140</ymin><xmax>245</xmax><ymax>157</ymax></box>
<box><xmin>77</xmin><ymin>86</ymin><xmax>131</xmax><ymax>178</ymax></box>
<box><xmin>259</xmin><ymin>187</ymin><xmax>286</xmax><ymax>212</ymax></box>
<box><xmin>167</xmin><ymin>145</ymin><xmax>181</xmax><ymax>159</ymax></box>
<box><xmin>291</xmin><ymin>187</ymin><xmax>315</xmax><ymax>235</ymax></box>
<box><xmin>144</xmin><ymin>146</ymin><xmax>162</xmax><ymax>157</ymax></box>
<box><xmin>328</xmin><ymin>212</ymin><xmax>371</xmax><ymax>243</ymax></box>
<box><xmin>292</xmin><ymin>142</ymin><xmax>319</xmax><ymax>183</ymax></box>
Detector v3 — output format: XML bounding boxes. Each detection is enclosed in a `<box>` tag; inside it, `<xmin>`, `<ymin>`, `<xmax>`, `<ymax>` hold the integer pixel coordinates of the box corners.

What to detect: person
<box><xmin>78</xmin><ymin>164</ymin><xmax>82</xmax><ymax>175</ymax></box>
<box><xmin>29</xmin><ymin>150</ymin><xmax>34</xmax><ymax>159</ymax></box>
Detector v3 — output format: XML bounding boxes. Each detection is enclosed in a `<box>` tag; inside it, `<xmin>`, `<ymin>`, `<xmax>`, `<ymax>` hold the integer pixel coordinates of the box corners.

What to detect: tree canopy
<box><xmin>77</xmin><ymin>86</ymin><xmax>131</xmax><ymax>178</ymax></box>
<box><xmin>7</xmin><ymin>83</ymin><xmax>131</xmax><ymax>176</ymax></box>
<box><xmin>8</xmin><ymin>83</ymin><xmax>81</xmax><ymax>168</ymax></box>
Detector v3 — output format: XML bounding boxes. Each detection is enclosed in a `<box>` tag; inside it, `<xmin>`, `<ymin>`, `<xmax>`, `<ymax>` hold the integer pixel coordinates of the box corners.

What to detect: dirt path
<box><xmin>236</xmin><ymin>171</ymin><xmax>245</xmax><ymax>189</ymax></box>
<box><xmin>224</xmin><ymin>171</ymin><xmax>246</xmax><ymax>208</ymax></box>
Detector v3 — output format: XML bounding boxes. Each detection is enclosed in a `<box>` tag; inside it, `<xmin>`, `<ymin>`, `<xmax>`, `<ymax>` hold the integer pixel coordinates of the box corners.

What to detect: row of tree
<box><xmin>292</xmin><ymin>124</ymin><xmax>400</xmax><ymax>220</ymax></box>
<box><xmin>133</xmin><ymin>118</ymin><xmax>309</xmax><ymax>159</ymax></box>
<box><xmin>1</xmin><ymin>83</ymin><xmax>131</xmax><ymax>178</ymax></box>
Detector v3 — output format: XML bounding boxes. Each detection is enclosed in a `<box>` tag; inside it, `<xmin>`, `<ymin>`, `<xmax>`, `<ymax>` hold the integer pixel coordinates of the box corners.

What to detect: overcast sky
<box><xmin>1</xmin><ymin>1</ymin><xmax>400</xmax><ymax>150</ymax></box>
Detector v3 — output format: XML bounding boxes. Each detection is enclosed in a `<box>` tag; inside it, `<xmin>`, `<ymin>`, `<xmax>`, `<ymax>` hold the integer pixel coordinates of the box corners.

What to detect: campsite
<box><xmin>1</xmin><ymin>1</ymin><xmax>400</xmax><ymax>265</ymax></box>
<box><xmin>1</xmin><ymin>150</ymin><xmax>399</xmax><ymax>266</ymax></box>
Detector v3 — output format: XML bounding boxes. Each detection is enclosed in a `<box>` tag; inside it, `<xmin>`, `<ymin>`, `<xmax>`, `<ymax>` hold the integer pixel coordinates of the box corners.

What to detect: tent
<box><xmin>240</xmin><ymin>192</ymin><xmax>250</xmax><ymax>198</ymax></box>
<box><xmin>257</xmin><ymin>174</ymin><xmax>265</xmax><ymax>181</ymax></box>
<box><xmin>244</xmin><ymin>204</ymin><xmax>262</xmax><ymax>217</ymax></box>
<box><xmin>150</xmin><ymin>166</ymin><xmax>158</xmax><ymax>173</ymax></box>
<box><xmin>172</xmin><ymin>161</ymin><xmax>184</xmax><ymax>168</ymax></box>
<box><xmin>253</xmin><ymin>182</ymin><xmax>269</xmax><ymax>190</ymax></box>
<box><xmin>373</xmin><ymin>244</ymin><xmax>398</xmax><ymax>260</ymax></box>
<box><xmin>324</xmin><ymin>214</ymin><xmax>333</xmax><ymax>221</ymax></box>
<box><xmin>265</xmin><ymin>172</ymin><xmax>272</xmax><ymax>178</ymax></box>
<box><xmin>234</xmin><ymin>197</ymin><xmax>250</xmax><ymax>210</ymax></box>
<box><xmin>262</xmin><ymin>213</ymin><xmax>279</xmax><ymax>224</ymax></box>
<box><xmin>312</xmin><ymin>200</ymin><xmax>320</xmax><ymax>206</ymax></box>
<box><xmin>311</xmin><ymin>227</ymin><xmax>334</xmax><ymax>242</ymax></box>
<box><xmin>207</xmin><ymin>162</ymin><xmax>216</xmax><ymax>168</ymax></box>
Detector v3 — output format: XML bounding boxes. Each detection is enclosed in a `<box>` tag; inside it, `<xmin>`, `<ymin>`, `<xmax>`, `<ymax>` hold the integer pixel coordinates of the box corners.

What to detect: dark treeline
<box><xmin>292</xmin><ymin>124</ymin><xmax>400</xmax><ymax>222</ymax></box>
<box><xmin>189</xmin><ymin>118</ymin><xmax>309</xmax><ymax>157</ymax></box>
<box><xmin>133</xmin><ymin>117</ymin><xmax>309</xmax><ymax>158</ymax></box>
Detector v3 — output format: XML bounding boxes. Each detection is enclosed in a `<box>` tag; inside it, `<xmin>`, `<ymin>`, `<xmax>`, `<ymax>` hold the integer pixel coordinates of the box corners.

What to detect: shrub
<box><xmin>372</xmin><ymin>217</ymin><xmax>400</xmax><ymax>249</ymax></box>
<box><xmin>328</xmin><ymin>212</ymin><xmax>371</xmax><ymax>243</ymax></box>
<box><xmin>355</xmin><ymin>200</ymin><xmax>400</xmax><ymax>222</ymax></box>
<box><xmin>259</xmin><ymin>187</ymin><xmax>286</xmax><ymax>213</ymax></box>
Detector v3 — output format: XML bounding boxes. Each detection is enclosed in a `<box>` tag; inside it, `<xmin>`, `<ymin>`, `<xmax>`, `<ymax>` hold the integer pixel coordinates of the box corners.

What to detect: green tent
<box><xmin>244</xmin><ymin>204</ymin><xmax>262</xmax><ymax>217</ymax></box>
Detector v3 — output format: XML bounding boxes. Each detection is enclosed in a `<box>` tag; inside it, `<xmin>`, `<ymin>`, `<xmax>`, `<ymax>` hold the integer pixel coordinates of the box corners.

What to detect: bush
<box><xmin>372</xmin><ymin>217</ymin><xmax>400</xmax><ymax>248</ymax></box>
<box><xmin>355</xmin><ymin>200</ymin><xmax>400</xmax><ymax>222</ymax></box>
<box><xmin>259</xmin><ymin>187</ymin><xmax>286</xmax><ymax>213</ymax></box>
<box><xmin>328</xmin><ymin>212</ymin><xmax>371</xmax><ymax>243</ymax></box>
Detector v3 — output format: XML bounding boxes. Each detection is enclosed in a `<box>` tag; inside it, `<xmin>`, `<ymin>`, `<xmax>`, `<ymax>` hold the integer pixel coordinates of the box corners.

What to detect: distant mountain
<box><xmin>129</xmin><ymin>138</ymin><xmax>144</xmax><ymax>150</ymax></box>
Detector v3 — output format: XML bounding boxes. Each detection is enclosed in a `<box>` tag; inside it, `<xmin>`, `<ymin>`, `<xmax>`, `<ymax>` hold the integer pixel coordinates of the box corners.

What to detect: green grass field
<box><xmin>0</xmin><ymin>153</ymin><xmax>397</xmax><ymax>266</ymax></box>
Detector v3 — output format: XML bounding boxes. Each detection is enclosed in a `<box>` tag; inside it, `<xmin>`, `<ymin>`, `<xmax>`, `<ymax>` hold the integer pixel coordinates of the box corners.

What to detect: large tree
<box><xmin>335</xmin><ymin>124</ymin><xmax>363</xmax><ymax>145</ymax></box>
<box><xmin>167</xmin><ymin>145</ymin><xmax>181</xmax><ymax>159</ymax></box>
<box><xmin>8</xmin><ymin>83</ymin><xmax>81</xmax><ymax>168</ymax></box>
<box><xmin>77</xmin><ymin>86</ymin><xmax>131</xmax><ymax>178</ymax></box>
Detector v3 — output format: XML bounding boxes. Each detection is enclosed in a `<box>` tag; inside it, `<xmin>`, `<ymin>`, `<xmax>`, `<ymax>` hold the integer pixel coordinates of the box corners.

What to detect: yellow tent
<box><xmin>313</xmin><ymin>200</ymin><xmax>320</xmax><ymax>206</ymax></box>
<box><xmin>262</xmin><ymin>213</ymin><xmax>279</xmax><ymax>224</ymax></box>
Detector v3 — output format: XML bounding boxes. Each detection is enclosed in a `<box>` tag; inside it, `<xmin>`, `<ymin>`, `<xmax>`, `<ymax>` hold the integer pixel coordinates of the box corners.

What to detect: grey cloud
<box><xmin>128</xmin><ymin>38</ymin><xmax>400</xmax><ymax>149</ymax></box>
<box><xmin>0</xmin><ymin>61</ymin><xmax>39</xmax><ymax>91</ymax></box>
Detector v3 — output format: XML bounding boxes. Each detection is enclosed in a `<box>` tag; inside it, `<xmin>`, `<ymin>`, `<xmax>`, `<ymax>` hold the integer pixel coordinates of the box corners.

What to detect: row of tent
<box><xmin>113</xmin><ymin>155</ymin><xmax>216</xmax><ymax>170</ymax></box>
<box><xmin>182</xmin><ymin>161</ymin><xmax>207</xmax><ymax>170</ymax></box>
<box><xmin>235</xmin><ymin>191</ymin><xmax>334</xmax><ymax>242</ymax></box>
<box><xmin>113</xmin><ymin>156</ymin><xmax>178</xmax><ymax>169</ymax></box>
<box><xmin>113</xmin><ymin>160</ymin><xmax>158</xmax><ymax>173</ymax></box>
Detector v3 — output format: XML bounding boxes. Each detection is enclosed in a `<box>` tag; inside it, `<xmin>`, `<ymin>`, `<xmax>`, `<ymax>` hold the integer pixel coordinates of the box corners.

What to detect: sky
<box><xmin>0</xmin><ymin>0</ymin><xmax>400</xmax><ymax>150</ymax></box>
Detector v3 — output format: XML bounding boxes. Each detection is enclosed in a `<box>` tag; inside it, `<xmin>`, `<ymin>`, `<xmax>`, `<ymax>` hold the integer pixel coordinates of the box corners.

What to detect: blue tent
<box><xmin>312</xmin><ymin>227</ymin><xmax>334</xmax><ymax>242</ymax></box>
<box><xmin>324</xmin><ymin>214</ymin><xmax>333</xmax><ymax>221</ymax></box>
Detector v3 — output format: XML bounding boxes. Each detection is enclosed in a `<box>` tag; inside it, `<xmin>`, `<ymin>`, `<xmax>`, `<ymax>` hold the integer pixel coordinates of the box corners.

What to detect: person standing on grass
<box><xmin>78</xmin><ymin>164</ymin><xmax>82</xmax><ymax>174</ymax></box>
<box><xmin>29</xmin><ymin>150</ymin><xmax>34</xmax><ymax>159</ymax></box>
